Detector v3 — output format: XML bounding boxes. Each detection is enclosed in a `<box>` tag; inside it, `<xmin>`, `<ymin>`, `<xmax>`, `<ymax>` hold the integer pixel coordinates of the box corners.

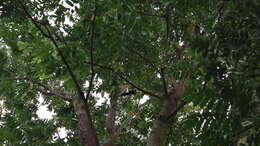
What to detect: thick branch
<box><xmin>105</xmin><ymin>95</ymin><xmax>118</xmax><ymax>136</ymax></box>
<box><xmin>166</xmin><ymin>100</ymin><xmax>187</xmax><ymax>121</ymax></box>
<box><xmin>147</xmin><ymin>80</ymin><xmax>186</xmax><ymax>146</ymax></box>
<box><xmin>44</xmin><ymin>23</ymin><xmax>86</xmax><ymax>102</ymax></box>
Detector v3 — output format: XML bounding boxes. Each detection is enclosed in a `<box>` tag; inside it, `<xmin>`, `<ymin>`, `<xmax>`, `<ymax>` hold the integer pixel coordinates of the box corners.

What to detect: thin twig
<box><xmin>125</xmin><ymin>46</ymin><xmax>157</xmax><ymax>70</ymax></box>
<box><xmin>138</xmin><ymin>11</ymin><xmax>165</xmax><ymax>18</ymax></box>
<box><xmin>84</xmin><ymin>61</ymin><xmax>163</xmax><ymax>99</ymax></box>
<box><xmin>4</xmin><ymin>77</ymin><xmax>72</xmax><ymax>102</ymax></box>
<box><xmin>85</xmin><ymin>7</ymin><xmax>97</xmax><ymax>102</ymax></box>
<box><xmin>36</xmin><ymin>81</ymin><xmax>72</xmax><ymax>102</ymax></box>
<box><xmin>165</xmin><ymin>5</ymin><xmax>171</xmax><ymax>48</ymax></box>
<box><xmin>119</xmin><ymin>73</ymin><xmax>162</xmax><ymax>99</ymax></box>
<box><xmin>160</xmin><ymin>68</ymin><xmax>168</xmax><ymax>97</ymax></box>
<box><xmin>119</xmin><ymin>90</ymin><xmax>136</xmax><ymax>97</ymax></box>
<box><xmin>18</xmin><ymin>1</ymin><xmax>50</xmax><ymax>38</ymax></box>
<box><xmin>159</xmin><ymin>5</ymin><xmax>171</xmax><ymax>98</ymax></box>
<box><xmin>103</xmin><ymin>100</ymin><xmax>148</xmax><ymax>145</ymax></box>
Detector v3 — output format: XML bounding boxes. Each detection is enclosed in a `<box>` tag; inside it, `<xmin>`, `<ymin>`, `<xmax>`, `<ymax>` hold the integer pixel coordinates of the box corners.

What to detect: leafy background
<box><xmin>0</xmin><ymin>0</ymin><xmax>259</xmax><ymax>145</ymax></box>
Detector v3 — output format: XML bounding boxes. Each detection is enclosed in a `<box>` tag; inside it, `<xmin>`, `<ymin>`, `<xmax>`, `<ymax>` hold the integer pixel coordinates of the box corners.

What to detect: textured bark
<box><xmin>72</xmin><ymin>97</ymin><xmax>100</xmax><ymax>146</ymax></box>
<box><xmin>103</xmin><ymin>95</ymin><xmax>118</xmax><ymax>146</ymax></box>
<box><xmin>103</xmin><ymin>134</ymin><xmax>117</xmax><ymax>146</ymax></box>
<box><xmin>147</xmin><ymin>97</ymin><xmax>177</xmax><ymax>146</ymax></box>
<box><xmin>103</xmin><ymin>100</ymin><xmax>147</xmax><ymax>146</ymax></box>
<box><xmin>106</xmin><ymin>96</ymin><xmax>118</xmax><ymax>135</ymax></box>
<box><xmin>147</xmin><ymin>80</ymin><xmax>185</xmax><ymax>146</ymax></box>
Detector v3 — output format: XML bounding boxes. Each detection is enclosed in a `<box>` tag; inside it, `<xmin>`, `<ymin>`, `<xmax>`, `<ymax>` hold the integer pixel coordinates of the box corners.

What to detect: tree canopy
<box><xmin>0</xmin><ymin>0</ymin><xmax>259</xmax><ymax>146</ymax></box>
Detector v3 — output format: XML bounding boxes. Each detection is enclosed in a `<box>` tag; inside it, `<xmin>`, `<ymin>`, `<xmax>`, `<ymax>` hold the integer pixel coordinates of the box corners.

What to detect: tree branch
<box><xmin>18</xmin><ymin>0</ymin><xmax>86</xmax><ymax>103</ymax></box>
<box><xmin>85</xmin><ymin>8</ymin><xmax>97</xmax><ymax>102</ymax></box>
<box><xmin>138</xmin><ymin>11</ymin><xmax>165</xmax><ymax>18</ymax></box>
<box><xmin>166</xmin><ymin>100</ymin><xmax>187</xmax><ymax>121</ymax></box>
<box><xmin>5</xmin><ymin>77</ymin><xmax>72</xmax><ymax>102</ymax></box>
<box><xmin>124</xmin><ymin>45</ymin><xmax>157</xmax><ymax>70</ymax></box>
<box><xmin>105</xmin><ymin>94</ymin><xmax>118</xmax><ymax>136</ymax></box>
<box><xmin>35</xmin><ymin>81</ymin><xmax>72</xmax><ymax>102</ymax></box>
<box><xmin>165</xmin><ymin>5</ymin><xmax>171</xmax><ymax>48</ymax></box>
<box><xmin>160</xmin><ymin>68</ymin><xmax>168</xmax><ymax>97</ymax></box>
<box><xmin>84</xmin><ymin>61</ymin><xmax>163</xmax><ymax>99</ymax></box>
<box><xmin>119</xmin><ymin>90</ymin><xmax>136</xmax><ymax>97</ymax></box>
<box><xmin>119</xmin><ymin>74</ymin><xmax>162</xmax><ymax>99</ymax></box>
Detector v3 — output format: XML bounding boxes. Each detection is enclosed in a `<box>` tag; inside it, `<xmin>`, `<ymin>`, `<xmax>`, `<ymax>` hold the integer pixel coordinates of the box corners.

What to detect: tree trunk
<box><xmin>147</xmin><ymin>80</ymin><xmax>186</xmax><ymax>146</ymax></box>
<box><xmin>146</xmin><ymin>97</ymin><xmax>177</xmax><ymax>146</ymax></box>
<box><xmin>103</xmin><ymin>95</ymin><xmax>118</xmax><ymax>146</ymax></box>
<box><xmin>103</xmin><ymin>134</ymin><xmax>117</xmax><ymax>146</ymax></box>
<box><xmin>72</xmin><ymin>97</ymin><xmax>100</xmax><ymax>146</ymax></box>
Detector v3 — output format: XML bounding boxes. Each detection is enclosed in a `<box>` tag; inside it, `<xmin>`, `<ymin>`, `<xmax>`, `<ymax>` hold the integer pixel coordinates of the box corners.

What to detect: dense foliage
<box><xmin>0</xmin><ymin>0</ymin><xmax>259</xmax><ymax>145</ymax></box>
